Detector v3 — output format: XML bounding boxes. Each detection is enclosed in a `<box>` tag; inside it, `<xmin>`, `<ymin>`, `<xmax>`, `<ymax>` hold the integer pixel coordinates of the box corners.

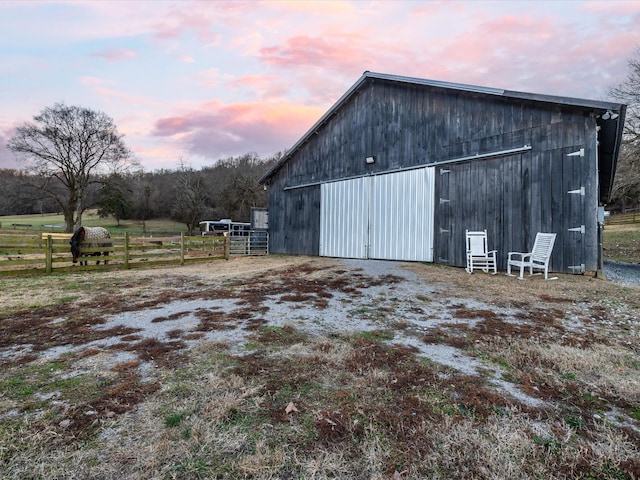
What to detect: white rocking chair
<box><xmin>507</xmin><ymin>232</ymin><xmax>557</xmax><ymax>280</ymax></box>
<box><xmin>465</xmin><ymin>230</ymin><xmax>497</xmax><ymax>274</ymax></box>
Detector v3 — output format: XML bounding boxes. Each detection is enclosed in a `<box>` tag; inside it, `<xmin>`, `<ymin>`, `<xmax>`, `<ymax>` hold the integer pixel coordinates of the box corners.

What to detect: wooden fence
<box><xmin>0</xmin><ymin>231</ymin><xmax>268</xmax><ymax>276</ymax></box>
<box><xmin>605</xmin><ymin>212</ymin><xmax>640</xmax><ymax>226</ymax></box>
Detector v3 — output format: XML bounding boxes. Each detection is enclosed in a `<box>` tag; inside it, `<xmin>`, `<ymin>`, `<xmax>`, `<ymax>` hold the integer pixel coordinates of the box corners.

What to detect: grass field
<box><xmin>0</xmin><ymin>211</ymin><xmax>187</xmax><ymax>236</ymax></box>
<box><xmin>0</xmin><ymin>211</ymin><xmax>638</xmax><ymax>478</ymax></box>
<box><xmin>603</xmin><ymin>224</ymin><xmax>640</xmax><ymax>263</ymax></box>
<box><xmin>0</xmin><ymin>256</ymin><xmax>638</xmax><ymax>479</ymax></box>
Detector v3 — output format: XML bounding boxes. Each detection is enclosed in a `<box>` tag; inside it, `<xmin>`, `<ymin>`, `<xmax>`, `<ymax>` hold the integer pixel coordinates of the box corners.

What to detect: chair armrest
<box><xmin>508</xmin><ymin>251</ymin><xmax>531</xmax><ymax>261</ymax></box>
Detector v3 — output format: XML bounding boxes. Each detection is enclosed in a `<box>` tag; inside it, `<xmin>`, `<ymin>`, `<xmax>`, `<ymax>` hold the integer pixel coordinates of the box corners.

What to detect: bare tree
<box><xmin>7</xmin><ymin>103</ymin><xmax>135</xmax><ymax>232</ymax></box>
<box><xmin>610</xmin><ymin>49</ymin><xmax>640</xmax><ymax>211</ymax></box>
<box><xmin>171</xmin><ymin>161</ymin><xmax>209</xmax><ymax>235</ymax></box>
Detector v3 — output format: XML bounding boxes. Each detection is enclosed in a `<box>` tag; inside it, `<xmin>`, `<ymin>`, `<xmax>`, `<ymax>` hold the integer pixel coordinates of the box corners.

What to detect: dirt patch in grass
<box><xmin>0</xmin><ymin>255</ymin><xmax>639</xmax><ymax>479</ymax></box>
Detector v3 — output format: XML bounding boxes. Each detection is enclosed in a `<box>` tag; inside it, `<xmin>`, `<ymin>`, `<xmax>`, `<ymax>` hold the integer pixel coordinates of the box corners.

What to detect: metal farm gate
<box><xmin>319</xmin><ymin>167</ymin><xmax>435</xmax><ymax>261</ymax></box>
<box><xmin>228</xmin><ymin>230</ymin><xmax>269</xmax><ymax>256</ymax></box>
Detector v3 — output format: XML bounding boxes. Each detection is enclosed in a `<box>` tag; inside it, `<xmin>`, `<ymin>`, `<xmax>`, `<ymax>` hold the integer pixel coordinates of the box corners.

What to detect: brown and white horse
<box><xmin>70</xmin><ymin>226</ymin><xmax>112</xmax><ymax>265</ymax></box>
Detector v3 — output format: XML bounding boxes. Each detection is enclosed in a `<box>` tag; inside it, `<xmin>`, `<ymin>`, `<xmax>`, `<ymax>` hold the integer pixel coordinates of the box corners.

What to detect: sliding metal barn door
<box><xmin>320</xmin><ymin>167</ymin><xmax>435</xmax><ymax>262</ymax></box>
<box><xmin>320</xmin><ymin>177</ymin><xmax>369</xmax><ymax>258</ymax></box>
<box><xmin>369</xmin><ymin>168</ymin><xmax>435</xmax><ymax>261</ymax></box>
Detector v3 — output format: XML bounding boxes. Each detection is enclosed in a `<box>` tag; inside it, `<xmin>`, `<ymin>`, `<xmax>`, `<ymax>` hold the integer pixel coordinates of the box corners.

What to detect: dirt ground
<box><xmin>1</xmin><ymin>255</ymin><xmax>639</xmax><ymax>479</ymax></box>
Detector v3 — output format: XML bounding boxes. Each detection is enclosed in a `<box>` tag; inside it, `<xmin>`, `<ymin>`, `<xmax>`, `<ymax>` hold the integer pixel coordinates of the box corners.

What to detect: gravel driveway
<box><xmin>604</xmin><ymin>259</ymin><xmax>640</xmax><ymax>287</ymax></box>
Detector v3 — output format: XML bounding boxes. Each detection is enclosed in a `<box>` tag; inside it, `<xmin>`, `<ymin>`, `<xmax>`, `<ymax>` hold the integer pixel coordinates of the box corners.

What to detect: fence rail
<box><xmin>605</xmin><ymin>212</ymin><xmax>640</xmax><ymax>225</ymax></box>
<box><xmin>0</xmin><ymin>230</ymin><xmax>268</xmax><ymax>276</ymax></box>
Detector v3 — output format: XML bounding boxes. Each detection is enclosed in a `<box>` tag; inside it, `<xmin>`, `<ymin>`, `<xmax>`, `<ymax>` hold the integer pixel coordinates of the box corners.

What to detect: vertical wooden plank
<box><xmin>539</xmin><ymin>150</ymin><xmax>553</xmax><ymax>232</ymax></box>
<box><xmin>529</xmin><ymin>151</ymin><xmax>542</xmax><ymax>234</ymax></box>
<box><xmin>46</xmin><ymin>235</ymin><xmax>52</xmax><ymax>274</ymax></box>
<box><xmin>180</xmin><ymin>232</ymin><xmax>185</xmax><ymax>266</ymax></box>
<box><xmin>563</xmin><ymin>141</ymin><xmax>586</xmax><ymax>273</ymax></box>
<box><xmin>521</xmin><ymin>151</ymin><xmax>532</xmax><ymax>245</ymax></box>
<box><xmin>459</xmin><ymin>163</ymin><xmax>467</xmax><ymax>267</ymax></box>
<box><xmin>550</xmin><ymin>147</ymin><xmax>564</xmax><ymax>272</ymax></box>
<box><xmin>435</xmin><ymin>165</ymin><xmax>452</xmax><ymax>264</ymax></box>
<box><xmin>582</xmin><ymin>115</ymin><xmax>599</xmax><ymax>270</ymax></box>
<box><xmin>124</xmin><ymin>232</ymin><xmax>130</xmax><ymax>269</ymax></box>
<box><xmin>484</xmin><ymin>157</ymin><xmax>501</xmax><ymax>267</ymax></box>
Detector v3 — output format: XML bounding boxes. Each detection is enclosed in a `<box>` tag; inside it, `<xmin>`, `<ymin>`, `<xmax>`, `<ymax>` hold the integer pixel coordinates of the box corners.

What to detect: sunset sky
<box><xmin>1</xmin><ymin>0</ymin><xmax>638</xmax><ymax>171</ymax></box>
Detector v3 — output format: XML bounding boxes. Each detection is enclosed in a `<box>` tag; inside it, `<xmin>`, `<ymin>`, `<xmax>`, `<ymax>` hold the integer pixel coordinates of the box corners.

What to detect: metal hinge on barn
<box><xmin>567</xmin><ymin>148</ymin><xmax>585</xmax><ymax>157</ymax></box>
<box><xmin>567</xmin><ymin>187</ymin><xmax>585</xmax><ymax>196</ymax></box>
<box><xmin>568</xmin><ymin>225</ymin><xmax>585</xmax><ymax>234</ymax></box>
<box><xmin>568</xmin><ymin>264</ymin><xmax>585</xmax><ymax>274</ymax></box>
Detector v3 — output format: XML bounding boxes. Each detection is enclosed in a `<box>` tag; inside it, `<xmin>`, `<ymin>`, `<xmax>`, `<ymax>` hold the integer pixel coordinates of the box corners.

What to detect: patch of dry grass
<box><xmin>1</xmin><ymin>256</ymin><xmax>639</xmax><ymax>479</ymax></box>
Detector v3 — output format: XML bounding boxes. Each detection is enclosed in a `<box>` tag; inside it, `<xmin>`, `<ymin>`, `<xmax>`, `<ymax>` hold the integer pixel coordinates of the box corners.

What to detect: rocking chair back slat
<box><xmin>531</xmin><ymin>234</ymin><xmax>555</xmax><ymax>262</ymax></box>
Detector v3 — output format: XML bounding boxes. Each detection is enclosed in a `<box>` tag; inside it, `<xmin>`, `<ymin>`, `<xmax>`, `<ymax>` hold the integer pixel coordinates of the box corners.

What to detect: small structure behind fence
<box><xmin>0</xmin><ymin>230</ymin><xmax>268</xmax><ymax>276</ymax></box>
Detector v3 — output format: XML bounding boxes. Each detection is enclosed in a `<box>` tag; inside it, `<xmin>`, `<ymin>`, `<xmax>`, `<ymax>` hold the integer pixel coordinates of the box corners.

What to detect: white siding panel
<box><xmin>320</xmin><ymin>178</ymin><xmax>368</xmax><ymax>258</ymax></box>
<box><xmin>369</xmin><ymin>168</ymin><xmax>435</xmax><ymax>261</ymax></box>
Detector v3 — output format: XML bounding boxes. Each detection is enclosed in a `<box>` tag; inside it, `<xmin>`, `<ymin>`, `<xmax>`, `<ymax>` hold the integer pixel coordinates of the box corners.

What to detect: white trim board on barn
<box><xmin>320</xmin><ymin>167</ymin><xmax>435</xmax><ymax>262</ymax></box>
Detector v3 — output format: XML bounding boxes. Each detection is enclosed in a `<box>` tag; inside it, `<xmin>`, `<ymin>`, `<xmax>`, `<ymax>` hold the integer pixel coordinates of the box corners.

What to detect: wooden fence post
<box><xmin>180</xmin><ymin>232</ymin><xmax>185</xmax><ymax>265</ymax></box>
<box><xmin>224</xmin><ymin>234</ymin><xmax>230</xmax><ymax>260</ymax></box>
<box><xmin>45</xmin><ymin>235</ymin><xmax>52</xmax><ymax>275</ymax></box>
<box><xmin>124</xmin><ymin>232</ymin><xmax>130</xmax><ymax>269</ymax></box>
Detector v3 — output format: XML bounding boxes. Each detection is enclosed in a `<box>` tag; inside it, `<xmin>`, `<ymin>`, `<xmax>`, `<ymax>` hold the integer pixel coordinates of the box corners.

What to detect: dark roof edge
<box><xmin>259</xmin><ymin>71</ymin><xmax>626</xmax><ymax>184</ymax></box>
<box><xmin>605</xmin><ymin>103</ymin><xmax>627</xmax><ymax>203</ymax></box>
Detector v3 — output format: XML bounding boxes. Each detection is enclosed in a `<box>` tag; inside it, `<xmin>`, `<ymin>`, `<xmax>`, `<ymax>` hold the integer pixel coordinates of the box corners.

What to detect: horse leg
<box><xmin>103</xmin><ymin>241</ymin><xmax>112</xmax><ymax>265</ymax></box>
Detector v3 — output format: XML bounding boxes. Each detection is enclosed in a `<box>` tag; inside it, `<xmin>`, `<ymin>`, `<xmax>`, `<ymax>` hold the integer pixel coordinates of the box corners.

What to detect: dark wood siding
<box><xmin>268</xmin><ymin>174</ymin><xmax>320</xmax><ymax>255</ymax></box>
<box><xmin>267</xmin><ymin>78</ymin><xmax>601</xmax><ymax>273</ymax></box>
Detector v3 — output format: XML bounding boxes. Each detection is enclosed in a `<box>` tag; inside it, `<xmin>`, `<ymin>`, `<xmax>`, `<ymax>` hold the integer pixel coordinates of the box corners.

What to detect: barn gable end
<box><xmin>260</xmin><ymin>72</ymin><xmax>626</xmax><ymax>275</ymax></box>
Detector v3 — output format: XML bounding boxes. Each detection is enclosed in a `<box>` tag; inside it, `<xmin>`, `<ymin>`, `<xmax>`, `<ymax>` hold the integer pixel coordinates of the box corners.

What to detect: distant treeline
<box><xmin>0</xmin><ymin>152</ymin><xmax>278</xmax><ymax>231</ymax></box>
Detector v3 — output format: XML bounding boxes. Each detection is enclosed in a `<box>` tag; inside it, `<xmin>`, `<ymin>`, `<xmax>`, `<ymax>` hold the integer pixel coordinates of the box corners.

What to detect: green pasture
<box><xmin>0</xmin><ymin>211</ymin><xmax>188</xmax><ymax>236</ymax></box>
<box><xmin>603</xmin><ymin>224</ymin><xmax>640</xmax><ymax>263</ymax></box>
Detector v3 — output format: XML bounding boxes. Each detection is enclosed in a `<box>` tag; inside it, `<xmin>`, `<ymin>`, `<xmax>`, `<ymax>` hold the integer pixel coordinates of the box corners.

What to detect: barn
<box><xmin>258</xmin><ymin>71</ymin><xmax>626</xmax><ymax>275</ymax></box>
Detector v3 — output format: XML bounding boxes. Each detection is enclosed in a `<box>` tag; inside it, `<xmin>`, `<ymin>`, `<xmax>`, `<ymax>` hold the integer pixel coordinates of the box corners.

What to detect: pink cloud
<box><xmin>259</xmin><ymin>33</ymin><xmax>370</xmax><ymax>71</ymax></box>
<box><xmin>147</xmin><ymin>2</ymin><xmax>253</xmax><ymax>44</ymax></box>
<box><xmin>584</xmin><ymin>0</ymin><xmax>640</xmax><ymax>15</ymax></box>
<box><xmin>226</xmin><ymin>74</ymin><xmax>289</xmax><ymax>99</ymax></box>
<box><xmin>80</xmin><ymin>77</ymin><xmax>166</xmax><ymax>108</ymax></box>
<box><xmin>152</xmin><ymin>101</ymin><xmax>324</xmax><ymax>160</ymax></box>
<box><xmin>90</xmin><ymin>48</ymin><xmax>136</xmax><ymax>61</ymax></box>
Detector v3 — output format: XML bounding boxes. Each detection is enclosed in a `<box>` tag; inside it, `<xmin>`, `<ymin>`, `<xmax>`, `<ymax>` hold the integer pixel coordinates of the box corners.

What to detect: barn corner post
<box><xmin>596</xmin><ymin>207</ymin><xmax>606</xmax><ymax>279</ymax></box>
